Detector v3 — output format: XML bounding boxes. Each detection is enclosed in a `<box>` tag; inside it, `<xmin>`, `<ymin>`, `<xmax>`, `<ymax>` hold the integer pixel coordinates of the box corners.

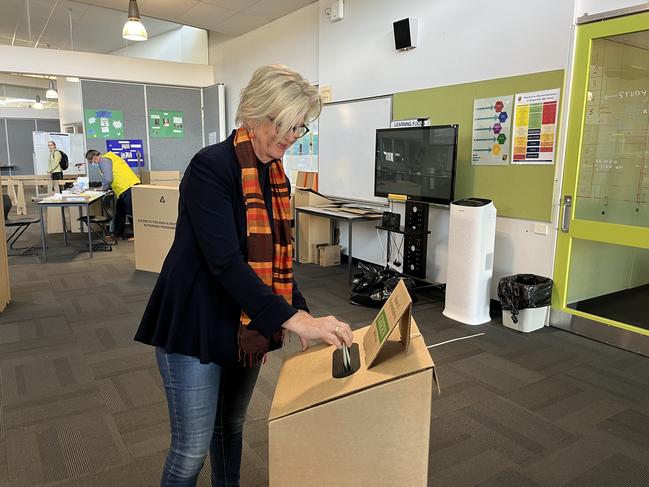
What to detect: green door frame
<box><xmin>553</xmin><ymin>12</ymin><xmax>649</xmax><ymax>337</ymax></box>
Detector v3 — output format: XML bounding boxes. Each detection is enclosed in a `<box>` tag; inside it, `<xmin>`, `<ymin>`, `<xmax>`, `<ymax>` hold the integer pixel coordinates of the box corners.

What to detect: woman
<box><xmin>135</xmin><ymin>65</ymin><xmax>353</xmax><ymax>486</ymax></box>
<box><xmin>47</xmin><ymin>141</ymin><xmax>63</xmax><ymax>181</ymax></box>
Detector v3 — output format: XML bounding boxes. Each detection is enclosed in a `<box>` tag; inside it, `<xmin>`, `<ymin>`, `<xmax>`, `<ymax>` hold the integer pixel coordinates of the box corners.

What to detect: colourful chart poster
<box><xmin>149</xmin><ymin>110</ymin><xmax>184</xmax><ymax>138</ymax></box>
<box><xmin>84</xmin><ymin>109</ymin><xmax>124</xmax><ymax>139</ymax></box>
<box><xmin>512</xmin><ymin>89</ymin><xmax>560</xmax><ymax>164</ymax></box>
<box><xmin>471</xmin><ymin>95</ymin><xmax>513</xmax><ymax>165</ymax></box>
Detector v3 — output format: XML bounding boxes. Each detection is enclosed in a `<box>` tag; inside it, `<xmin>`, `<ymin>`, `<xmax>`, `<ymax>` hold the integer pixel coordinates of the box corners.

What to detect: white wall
<box><xmin>318</xmin><ymin>0</ymin><xmax>575</xmax><ymax>102</ymax></box>
<box><xmin>575</xmin><ymin>0</ymin><xmax>647</xmax><ymax>17</ymax></box>
<box><xmin>317</xmin><ymin>0</ymin><xmax>574</xmax><ymax>295</ymax></box>
<box><xmin>208</xmin><ymin>0</ymin><xmax>577</xmax><ymax>298</ymax></box>
<box><xmin>0</xmin><ymin>45</ymin><xmax>214</xmax><ymax>88</ymax></box>
<box><xmin>56</xmin><ymin>77</ymin><xmax>83</xmax><ymax>128</ymax></box>
<box><xmin>0</xmin><ymin>108</ymin><xmax>59</xmax><ymax>119</ymax></box>
<box><xmin>110</xmin><ymin>26</ymin><xmax>209</xmax><ymax>65</ymax></box>
<box><xmin>208</xmin><ymin>4</ymin><xmax>319</xmax><ymax>132</ymax></box>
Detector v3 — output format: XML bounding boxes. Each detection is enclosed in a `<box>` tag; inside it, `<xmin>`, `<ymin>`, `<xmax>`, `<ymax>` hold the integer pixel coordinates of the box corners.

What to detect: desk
<box><xmin>294</xmin><ymin>206</ymin><xmax>382</xmax><ymax>283</ymax></box>
<box><xmin>37</xmin><ymin>191</ymin><xmax>108</xmax><ymax>261</ymax></box>
<box><xmin>9</xmin><ymin>175</ymin><xmax>81</xmax><ymax>198</ymax></box>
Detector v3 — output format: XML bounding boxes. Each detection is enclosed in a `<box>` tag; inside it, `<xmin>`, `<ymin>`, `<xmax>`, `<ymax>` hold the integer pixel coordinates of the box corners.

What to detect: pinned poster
<box><xmin>512</xmin><ymin>89</ymin><xmax>560</xmax><ymax>164</ymax></box>
<box><xmin>106</xmin><ymin>139</ymin><xmax>145</xmax><ymax>169</ymax></box>
<box><xmin>85</xmin><ymin>109</ymin><xmax>124</xmax><ymax>139</ymax></box>
<box><xmin>471</xmin><ymin>95</ymin><xmax>513</xmax><ymax>165</ymax></box>
<box><xmin>149</xmin><ymin>110</ymin><xmax>184</xmax><ymax>138</ymax></box>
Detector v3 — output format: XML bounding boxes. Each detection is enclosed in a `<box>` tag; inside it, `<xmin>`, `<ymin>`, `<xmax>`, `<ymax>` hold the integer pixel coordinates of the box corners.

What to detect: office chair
<box><xmin>77</xmin><ymin>192</ymin><xmax>118</xmax><ymax>252</ymax></box>
<box><xmin>2</xmin><ymin>193</ymin><xmax>41</xmax><ymax>255</ymax></box>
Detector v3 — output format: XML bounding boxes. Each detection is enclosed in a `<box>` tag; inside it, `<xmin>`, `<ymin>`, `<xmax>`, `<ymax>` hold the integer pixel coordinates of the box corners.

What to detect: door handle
<box><xmin>561</xmin><ymin>195</ymin><xmax>572</xmax><ymax>232</ymax></box>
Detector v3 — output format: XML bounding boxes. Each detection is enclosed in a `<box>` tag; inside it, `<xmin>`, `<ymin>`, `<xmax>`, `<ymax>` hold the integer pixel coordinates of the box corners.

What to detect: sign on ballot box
<box><xmin>132</xmin><ymin>184</ymin><xmax>179</xmax><ymax>273</ymax></box>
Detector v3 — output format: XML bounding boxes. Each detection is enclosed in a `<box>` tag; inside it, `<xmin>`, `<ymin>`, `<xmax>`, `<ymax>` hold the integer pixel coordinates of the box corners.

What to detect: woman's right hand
<box><xmin>282</xmin><ymin>310</ymin><xmax>353</xmax><ymax>351</ymax></box>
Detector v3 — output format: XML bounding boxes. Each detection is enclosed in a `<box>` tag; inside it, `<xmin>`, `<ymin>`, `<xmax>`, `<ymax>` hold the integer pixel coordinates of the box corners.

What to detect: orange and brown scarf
<box><xmin>234</xmin><ymin>127</ymin><xmax>293</xmax><ymax>365</ymax></box>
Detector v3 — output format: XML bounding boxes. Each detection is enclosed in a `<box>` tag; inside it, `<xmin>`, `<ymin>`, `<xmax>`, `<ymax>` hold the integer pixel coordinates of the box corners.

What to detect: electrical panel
<box><xmin>405</xmin><ymin>201</ymin><xmax>429</xmax><ymax>232</ymax></box>
<box><xmin>404</xmin><ymin>234</ymin><xmax>427</xmax><ymax>278</ymax></box>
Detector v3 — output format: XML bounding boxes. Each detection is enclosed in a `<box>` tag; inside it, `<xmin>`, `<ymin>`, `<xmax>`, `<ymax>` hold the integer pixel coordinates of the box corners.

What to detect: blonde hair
<box><xmin>236</xmin><ymin>65</ymin><xmax>322</xmax><ymax>137</ymax></box>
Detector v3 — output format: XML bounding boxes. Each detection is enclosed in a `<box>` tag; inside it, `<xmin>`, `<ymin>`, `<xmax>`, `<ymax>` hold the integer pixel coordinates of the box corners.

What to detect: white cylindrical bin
<box><xmin>443</xmin><ymin>198</ymin><xmax>497</xmax><ymax>325</ymax></box>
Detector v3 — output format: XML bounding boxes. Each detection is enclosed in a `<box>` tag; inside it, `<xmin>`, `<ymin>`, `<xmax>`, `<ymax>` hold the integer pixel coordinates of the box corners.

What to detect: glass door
<box><xmin>554</xmin><ymin>12</ymin><xmax>649</xmax><ymax>342</ymax></box>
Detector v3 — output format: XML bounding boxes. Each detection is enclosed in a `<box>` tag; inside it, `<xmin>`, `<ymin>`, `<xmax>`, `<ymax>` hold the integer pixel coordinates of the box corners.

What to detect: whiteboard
<box><xmin>32</xmin><ymin>132</ymin><xmax>86</xmax><ymax>176</ymax></box>
<box><xmin>318</xmin><ymin>97</ymin><xmax>392</xmax><ymax>202</ymax></box>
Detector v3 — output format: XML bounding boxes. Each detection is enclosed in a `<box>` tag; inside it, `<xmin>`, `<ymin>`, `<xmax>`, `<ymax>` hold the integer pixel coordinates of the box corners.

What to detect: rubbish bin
<box><xmin>498</xmin><ymin>274</ymin><xmax>553</xmax><ymax>332</ymax></box>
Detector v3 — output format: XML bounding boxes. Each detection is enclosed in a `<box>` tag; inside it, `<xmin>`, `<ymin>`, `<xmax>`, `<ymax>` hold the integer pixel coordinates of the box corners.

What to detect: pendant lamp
<box><xmin>122</xmin><ymin>0</ymin><xmax>148</xmax><ymax>41</ymax></box>
<box><xmin>46</xmin><ymin>80</ymin><xmax>58</xmax><ymax>99</ymax></box>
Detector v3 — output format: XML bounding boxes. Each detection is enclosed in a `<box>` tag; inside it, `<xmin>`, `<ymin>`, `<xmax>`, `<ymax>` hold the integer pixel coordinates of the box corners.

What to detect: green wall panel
<box><xmin>393</xmin><ymin>70</ymin><xmax>565</xmax><ymax>221</ymax></box>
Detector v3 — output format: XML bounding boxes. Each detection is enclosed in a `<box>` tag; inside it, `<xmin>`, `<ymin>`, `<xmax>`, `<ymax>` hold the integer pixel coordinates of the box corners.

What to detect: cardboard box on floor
<box><xmin>46</xmin><ymin>206</ymin><xmax>93</xmax><ymax>234</ymax></box>
<box><xmin>292</xmin><ymin>188</ymin><xmax>331</xmax><ymax>264</ymax></box>
<box><xmin>317</xmin><ymin>243</ymin><xmax>341</xmax><ymax>266</ymax></box>
<box><xmin>132</xmin><ymin>184</ymin><xmax>179</xmax><ymax>273</ymax></box>
<box><xmin>269</xmin><ymin>280</ymin><xmax>436</xmax><ymax>486</ymax></box>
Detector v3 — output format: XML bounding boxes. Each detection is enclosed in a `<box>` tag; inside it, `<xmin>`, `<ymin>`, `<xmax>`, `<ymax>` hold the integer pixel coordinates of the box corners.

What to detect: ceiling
<box><xmin>610</xmin><ymin>31</ymin><xmax>649</xmax><ymax>52</ymax></box>
<box><xmin>0</xmin><ymin>0</ymin><xmax>182</xmax><ymax>54</ymax></box>
<box><xmin>0</xmin><ymin>0</ymin><xmax>318</xmax><ymax>56</ymax></box>
<box><xmin>73</xmin><ymin>0</ymin><xmax>318</xmax><ymax>36</ymax></box>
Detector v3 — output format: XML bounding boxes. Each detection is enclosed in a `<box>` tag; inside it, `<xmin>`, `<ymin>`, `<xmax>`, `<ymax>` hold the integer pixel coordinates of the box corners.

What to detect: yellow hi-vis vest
<box><xmin>102</xmin><ymin>152</ymin><xmax>141</xmax><ymax>197</ymax></box>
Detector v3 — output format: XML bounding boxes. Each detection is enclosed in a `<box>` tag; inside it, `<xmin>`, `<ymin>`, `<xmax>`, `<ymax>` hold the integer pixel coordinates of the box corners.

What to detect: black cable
<box><xmin>390</xmin><ymin>231</ymin><xmax>404</xmax><ymax>266</ymax></box>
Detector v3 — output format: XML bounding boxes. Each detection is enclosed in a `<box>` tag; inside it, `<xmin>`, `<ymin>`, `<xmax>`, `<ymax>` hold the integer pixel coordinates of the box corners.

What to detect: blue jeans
<box><xmin>156</xmin><ymin>348</ymin><xmax>261</xmax><ymax>487</ymax></box>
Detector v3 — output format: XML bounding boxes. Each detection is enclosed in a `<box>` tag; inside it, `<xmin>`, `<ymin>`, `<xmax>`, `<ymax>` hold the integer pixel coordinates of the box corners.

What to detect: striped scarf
<box><xmin>234</xmin><ymin>127</ymin><xmax>293</xmax><ymax>365</ymax></box>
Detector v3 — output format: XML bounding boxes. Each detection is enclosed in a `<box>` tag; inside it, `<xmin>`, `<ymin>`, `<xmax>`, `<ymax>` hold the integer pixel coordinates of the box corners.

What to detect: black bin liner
<box><xmin>498</xmin><ymin>274</ymin><xmax>553</xmax><ymax>324</ymax></box>
<box><xmin>350</xmin><ymin>262</ymin><xmax>417</xmax><ymax>308</ymax></box>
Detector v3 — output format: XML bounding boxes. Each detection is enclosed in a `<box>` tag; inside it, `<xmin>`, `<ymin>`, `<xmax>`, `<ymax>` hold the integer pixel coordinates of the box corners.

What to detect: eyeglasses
<box><xmin>268</xmin><ymin>116</ymin><xmax>310</xmax><ymax>138</ymax></box>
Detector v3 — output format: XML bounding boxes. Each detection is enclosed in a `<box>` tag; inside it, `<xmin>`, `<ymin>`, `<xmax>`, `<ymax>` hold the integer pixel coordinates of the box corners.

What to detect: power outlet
<box><xmin>534</xmin><ymin>223</ymin><xmax>548</xmax><ymax>235</ymax></box>
<box><xmin>330</xmin><ymin>0</ymin><xmax>344</xmax><ymax>22</ymax></box>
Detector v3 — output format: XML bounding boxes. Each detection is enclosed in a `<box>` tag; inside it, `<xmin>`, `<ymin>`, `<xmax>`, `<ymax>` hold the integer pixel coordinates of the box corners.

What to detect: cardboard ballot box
<box><xmin>140</xmin><ymin>170</ymin><xmax>181</xmax><ymax>187</ymax></box>
<box><xmin>269</xmin><ymin>280</ymin><xmax>436</xmax><ymax>486</ymax></box>
<box><xmin>132</xmin><ymin>184</ymin><xmax>179</xmax><ymax>273</ymax></box>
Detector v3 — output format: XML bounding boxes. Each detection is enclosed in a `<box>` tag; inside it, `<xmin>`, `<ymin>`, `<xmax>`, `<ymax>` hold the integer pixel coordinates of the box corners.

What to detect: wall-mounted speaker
<box><xmin>393</xmin><ymin>18</ymin><xmax>418</xmax><ymax>51</ymax></box>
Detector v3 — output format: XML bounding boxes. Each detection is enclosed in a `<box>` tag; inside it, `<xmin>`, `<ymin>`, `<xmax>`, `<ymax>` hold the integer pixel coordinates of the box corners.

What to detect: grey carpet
<box><xmin>0</xmin><ymin>190</ymin><xmax>648</xmax><ymax>486</ymax></box>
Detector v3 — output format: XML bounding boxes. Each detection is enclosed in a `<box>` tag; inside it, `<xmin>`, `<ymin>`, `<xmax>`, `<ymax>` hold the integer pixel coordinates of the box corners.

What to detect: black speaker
<box><xmin>393</xmin><ymin>18</ymin><xmax>418</xmax><ymax>51</ymax></box>
<box><xmin>382</xmin><ymin>211</ymin><xmax>401</xmax><ymax>229</ymax></box>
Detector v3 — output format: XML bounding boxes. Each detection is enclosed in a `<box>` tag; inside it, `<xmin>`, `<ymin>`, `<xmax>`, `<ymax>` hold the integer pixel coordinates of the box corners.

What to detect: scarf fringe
<box><xmin>239</xmin><ymin>351</ymin><xmax>268</xmax><ymax>367</ymax></box>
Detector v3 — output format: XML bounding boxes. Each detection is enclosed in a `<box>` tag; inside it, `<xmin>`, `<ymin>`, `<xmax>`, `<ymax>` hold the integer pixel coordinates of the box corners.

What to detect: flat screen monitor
<box><xmin>374</xmin><ymin>125</ymin><xmax>458</xmax><ymax>204</ymax></box>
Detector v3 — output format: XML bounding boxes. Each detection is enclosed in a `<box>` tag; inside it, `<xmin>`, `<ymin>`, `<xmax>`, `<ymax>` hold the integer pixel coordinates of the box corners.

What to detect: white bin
<box><xmin>502</xmin><ymin>306</ymin><xmax>549</xmax><ymax>333</ymax></box>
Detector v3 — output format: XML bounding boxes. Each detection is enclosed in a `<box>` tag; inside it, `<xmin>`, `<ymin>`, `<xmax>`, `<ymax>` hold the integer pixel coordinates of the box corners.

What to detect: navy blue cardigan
<box><xmin>134</xmin><ymin>131</ymin><xmax>308</xmax><ymax>365</ymax></box>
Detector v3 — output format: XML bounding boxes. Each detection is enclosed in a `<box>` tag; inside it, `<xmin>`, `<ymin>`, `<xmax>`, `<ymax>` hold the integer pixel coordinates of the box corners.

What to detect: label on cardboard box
<box><xmin>363</xmin><ymin>279</ymin><xmax>412</xmax><ymax>368</ymax></box>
